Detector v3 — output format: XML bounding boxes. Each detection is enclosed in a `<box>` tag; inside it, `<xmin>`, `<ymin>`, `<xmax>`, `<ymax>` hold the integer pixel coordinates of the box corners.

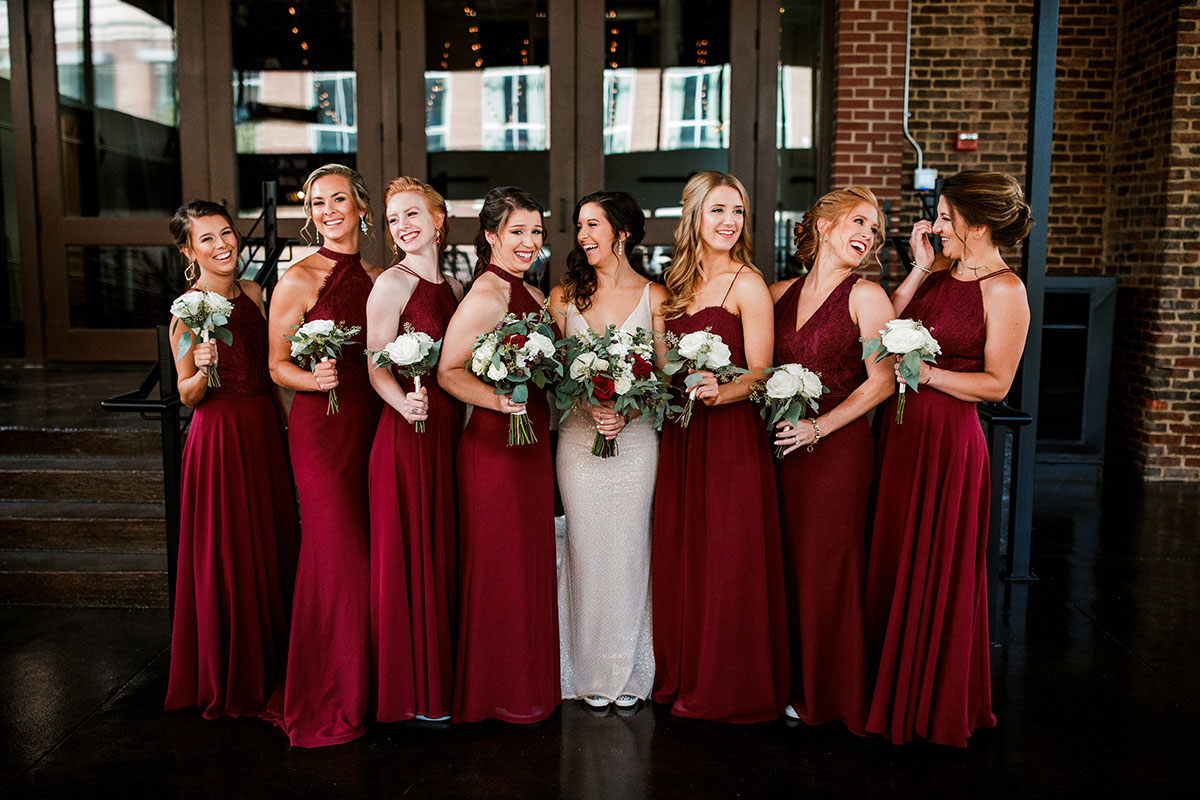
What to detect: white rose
<box><xmin>526</xmin><ymin>331</ymin><xmax>555</xmax><ymax>358</ymax></box>
<box><xmin>765</xmin><ymin>370</ymin><xmax>801</xmax><ymax>399</ymax></box>
<box><xmin>676</xmin><ymin>331</ymin><xmax>708</xmax><ymax>360</ymax></box>
<box><xmin>514</xmin><ymin>351</ymin><xmax>530</xmax><ymax>369</ymax></box>
<box><xmin>384</xmin><ymin>334</ymin><xmax>423</xmax><ymax>366</ymax></box>
<box><xmin>570</xmin><ymin>352</ymin><xmax>599</xmax><ymax>380</ymax></box>
<box><xmin>703</xmin><ymin>339</ymin><xmax>732</xmax><ymax>369</ymax></box>
<box><xmin>880</xmin><ymin>326</ymin><xmax>924</xmax><ymax>354</ymax></box>
<box><xmin>919</xmin><ymin>327</ymin><xmax>940</xmax><ymax>355</ymax></box>
<box><xmin>290</xmin><ymin>340</ymin><xmax>305</xmax><ymax>359</ymax></box>
<box><xmin>799</xmin><ymin>369</ymin><xmax>824</xmax><ymax>398</ymax></box>
<box><xmin>298</xmin><ymin>318</ymin><xmax>336</xmax><ymax>337</ymax></box>
<box><xmin>783</xmin><ymin>363</ymin><xmax>806</xmax><ymax>378</ymax></box>
<box><xmin>608</xmin><ymin>340</ymin><xmax>631</xmax><ymax>358</ymax></box>
<box><xmin>204</xmin><ymin>291</ymin><xmax>234</xmax><ymax>317</ymax></box>
<box><xmin>475</xmin><ymin>338</ymin><xmax>496</xmax><ymax>362</ymax></box>
<box><xmin>470</xmin><ymin>356</ymin><xmax>489</xmax><ymax>376</ymax></box>
<box><xmin>170</xmin><ymin>292</ymin><xmax>204</xmax><ymax>320</ymax></box>
<box><xmin>884</xmin><ymin>318</ymin><xmax>921</xmax><ymax>332</ymax></box>
<box><xmin>614</xmin><ymin>374</ymin><xmax>633</xmax><ymax>396</ymax></box>
<box><xmin>487</xmin><ymin>361</ymin><xmax>508</xmax><ymax>381</ymax></box>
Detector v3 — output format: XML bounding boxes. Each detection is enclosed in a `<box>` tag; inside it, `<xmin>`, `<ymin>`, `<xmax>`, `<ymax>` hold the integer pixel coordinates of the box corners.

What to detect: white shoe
<box><xmin>415</xmin><ymin>713</ymin><xmax>451</xmax><ymax>722</ymax></box>
<box><xmin>614</xmin><ymin>694</ymin><xmax>639</xmax><ymax>709</ymax></box>
<box><xmin>583</xmin><ymin>695</ymin><xmax>611</xmax><ymax>709</ymax></box>
<box><xmin>783</xmin><ymin>704</ymin><xmax>800</xmax><ymax>720</ymax></box>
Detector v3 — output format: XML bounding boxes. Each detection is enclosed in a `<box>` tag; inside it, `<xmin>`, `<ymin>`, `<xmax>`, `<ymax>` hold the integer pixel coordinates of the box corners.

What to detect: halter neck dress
<box><xmin>451</xmin><ymin>264</ymin><xmax>559</xmax><ymax>724</ymax></box>
<box><xmin>864</xmin><ymin>267</ymin><xmax>1011</xmax><ymax>747</ymax></box>
<box><xmin>268</xmin><ymin>247</ymin><xmax>382</xmax><ymax>747</ymax></box>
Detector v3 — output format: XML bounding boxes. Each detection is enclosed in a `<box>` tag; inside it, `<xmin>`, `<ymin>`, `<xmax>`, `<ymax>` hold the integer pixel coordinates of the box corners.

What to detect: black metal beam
<box><xmin>1010</xmin><ymin>0</ymin><xmax>1059</xmax><ymax>580</ymax></box>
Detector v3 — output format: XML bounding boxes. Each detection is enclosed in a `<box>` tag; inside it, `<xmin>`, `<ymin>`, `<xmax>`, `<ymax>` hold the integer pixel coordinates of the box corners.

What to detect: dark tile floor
<box><xmin>2</xmin><ymin>478</ymin><xmax>1196</xmax><ymax>798</ymax></box>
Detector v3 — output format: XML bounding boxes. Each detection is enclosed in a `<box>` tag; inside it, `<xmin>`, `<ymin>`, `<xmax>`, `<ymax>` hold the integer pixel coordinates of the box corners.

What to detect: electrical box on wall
<box><xmin>956</xmin><ymin>132</ymin><xmax>979</xmax><ymax>151</ymax></box>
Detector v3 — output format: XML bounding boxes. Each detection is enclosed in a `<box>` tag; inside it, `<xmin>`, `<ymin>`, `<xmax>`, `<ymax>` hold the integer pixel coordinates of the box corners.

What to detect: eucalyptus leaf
<box><xmin>175</xmin><ymin>330</ymin><xmax>193</xmax><ymax>361</ymax></box>
<box><xmin>512</xmin><ymin>383</ymin><xmax>529</xmax><ymax>404</ymax></box>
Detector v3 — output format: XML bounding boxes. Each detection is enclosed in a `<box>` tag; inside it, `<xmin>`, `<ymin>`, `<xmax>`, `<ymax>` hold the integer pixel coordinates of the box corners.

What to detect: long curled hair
<box><xmin>300</xmin><ymin>163</ymin><xmax>374</xmax><ymax>245</ymax></box>
<box><xmin>562</xmin><ymin>191</ymin><xmax>646</xmax><ymax>313</ymax></box>
<box><xmin>473</xmin><ymin>186</ymin><xmax>545</xmax><ymax>279</ymax></box>
<box><xmin>168</xmin><ymin>200</ymin><xmax>243</xmax><ymax>285</ymax></box>
<box><xmin>940</xmin><ymin>170</ymin><xmax>1034</xmax><ymax>249</ymax></box>
<box><xmin>662</xmin><ymin>171</ymin><xmax>757</xmax><ymax>319</ymax></box>
<box><xmin>383</xmin><ymin>175</ymin><xmax>449</xmax><ymax>264</ymax></box>
<box><xmin>793</xmin><ymin>186</ymin><xmax>884</xmax><ymax>269</ymax></box>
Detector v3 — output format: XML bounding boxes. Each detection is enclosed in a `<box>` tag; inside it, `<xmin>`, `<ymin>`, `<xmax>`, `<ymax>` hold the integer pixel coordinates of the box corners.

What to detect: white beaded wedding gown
<box><xmin>557</xmin><ymin>283</ymin><xmax>657</xmax><ymax>703</ymax></box>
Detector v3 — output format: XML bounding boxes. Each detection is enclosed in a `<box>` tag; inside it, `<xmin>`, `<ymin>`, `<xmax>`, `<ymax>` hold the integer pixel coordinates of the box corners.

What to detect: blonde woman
<box><xmin>651</xmin><ymin>171</ymin><xmax>788</xmax><ymax>722</ymax></box>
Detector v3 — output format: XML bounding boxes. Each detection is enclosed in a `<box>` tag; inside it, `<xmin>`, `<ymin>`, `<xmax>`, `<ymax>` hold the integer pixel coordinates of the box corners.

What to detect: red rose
<box><xmin>504</xmin><ymin>333</ymin><xmax>527</xmax><ymax>348</ymax></box>
<box><xmin>631</xmin><ymin>354</ymin><xmax>653</xmax><ymax>379</ymax></box>
<box><xmin>592</xmin><ymin>374</ymin><xmax>615</xmax><ymax>400</ymax></box>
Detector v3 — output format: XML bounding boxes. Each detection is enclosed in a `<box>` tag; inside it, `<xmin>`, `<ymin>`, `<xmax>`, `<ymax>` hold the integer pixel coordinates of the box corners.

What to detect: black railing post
<box><xmin>261</xmin><ymin>180</ymin><xmax>280</xmax><ymax>301</ymax></box>
<box><xmin>156</xmin><ymin>325</ymin><xmax>183</xmax><ymax>621</ymax></box>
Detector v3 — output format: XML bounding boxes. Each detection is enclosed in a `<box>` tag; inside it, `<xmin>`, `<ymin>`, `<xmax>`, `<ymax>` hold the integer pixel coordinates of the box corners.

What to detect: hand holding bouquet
<box><xmin>554</xmin><ymin>325</ymin><xmax>674</xmax><ymax>457</ymax></box>
<box><xmin>861</xmin><ymin>318</ymin><xmax>940</xmax><ymax>424</ymax></box>
<box><xmin>170</xmin><ymin>289</ymin><xmax>234</xmax><ymax>388</ymax></box>
<box><xmin>751</xmin><ymin>363</ymin><xmax>828</xmax><ymax>458</ymax></box>
<box><xmin>366</xmin><ymin>322</ymin><xmax>442</xmax><ymax>433</ymax></box>
<box><xmin>286</xmin><ymin>318</ymin><xmax>362</xmax><ymax>415</ymax></box>
<box><xmin>467</xmin><ymin>309</ymin><xmax>563</xmax><ymax>446</ymax></box>
<box><xmin>662</xmin><ymin>329</ymin><xmax>749</xmax><ymax>427</ymax></box>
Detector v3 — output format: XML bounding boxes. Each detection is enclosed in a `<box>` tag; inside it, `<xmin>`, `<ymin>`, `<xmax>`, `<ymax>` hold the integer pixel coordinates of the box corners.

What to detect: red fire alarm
<box><xmin>956</xmin><ymin>131</ymin><xmax>979</xmax><ymax>151</ymax></box>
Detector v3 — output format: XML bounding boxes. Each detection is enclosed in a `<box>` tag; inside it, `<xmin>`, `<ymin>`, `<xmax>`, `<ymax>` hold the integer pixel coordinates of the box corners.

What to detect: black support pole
<box><xmin>1009</xmin><ymin>0</ymin><xmax>1058</xmax><ymax>580</ymax></box>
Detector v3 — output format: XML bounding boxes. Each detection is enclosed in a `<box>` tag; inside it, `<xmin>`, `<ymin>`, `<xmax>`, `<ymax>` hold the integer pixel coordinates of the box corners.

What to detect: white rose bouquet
<box><xmin>365</xmin><ymin>322</ymin><xmax>442</xmax><ymax>433</ymax></box>
<box><xmin>170</xmin><ymin>289</ymin><xmax>235</xmax><ymax>388</ymax></box>
<box><xmin>553</xmin><ymin>325</ymin><xmax>675</xmax><ymax>458</ymax></box>
<box><xmin>285</xmin><ymin>318</ymin><xmax>362</xmax><ymax>415</ymax></box>
<box><xmin>861</xmin><ymin>318</ymin><xmax>941</xmax><ymax>424</ymax></box>
<box><xmin>662</xmin><ymin>328</ymin><xmax>750</xmax><ymax>427</ymax></box>
<box><xmin>467</xmin><ymin>308</ymin><xmax>563</xmax><ymax>446</ymax></box>
<box><xmin>750</xmin><ymin>363</ymin><xmax>828</xmax><ymax>458</ymax></box>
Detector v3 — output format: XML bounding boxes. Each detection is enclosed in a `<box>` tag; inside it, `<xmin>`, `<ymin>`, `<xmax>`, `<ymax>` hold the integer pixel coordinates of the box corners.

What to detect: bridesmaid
<box><xmin>266</xmin><ymin>164</ymin><xmax>383</xmax><ymax>747</ymax></box>
<box><xmin>366</xmin><ymin>176</ymin><xmax>463</xmax><ymax>723</ymax></box>
<box><xmin>164</xmin><ymin>201</ymin><xmax>299</xmax><ymax>719</ymax></box>
<box><xmin>864</xmin><ymin>170</ymin><xmax>1032</xmax><ymax>747</ymax></box>
<box><xmin>768</xmin><ymin>187</ymin><xmax>894</xmax><ymax>734</ymax></box>
<box><xmin>651</xmin><ymin>171</ymin><xmax>789</xmax><ymax>723</ymax></box>
<box><xmin>439</xmin><ymin>186</ymin><xmax>559</xmax><ymax>724</ymax></box>
<box><xmin>548</xmin><ymin>192</ymin><xmax>667</xmax><ymax>711</ymax></box>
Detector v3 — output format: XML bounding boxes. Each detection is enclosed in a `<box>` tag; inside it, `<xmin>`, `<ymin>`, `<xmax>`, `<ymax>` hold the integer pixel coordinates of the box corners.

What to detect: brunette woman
<box><xmin>366</xmin><ymin>177</ymin><xmax>463</xmax><ymax>723</ymax></box>
<box><xmin>549</xmin><ymin>191</ymin><xmax>668</xmax><ymax>711</ymax></box>
<box><xmin>439</xmin><ymin>187</ymin><xmax>559</xmax><ymax>724</ymax></box>
<box><xmin>768</xmin><ymin>187</ymin><xmax>895</xmax><ymax>734</ymax></box>
<box><xmin>164</xmin><ymin>201</ymin><xmax>299</xmax><ymax>719</ymax></box>
<box><xmin>651</xmin><ymin>171</ymin><xmax>788</xmax><ymax>722</ymax></box>
<box><xmin>864</xmin><ymin>170</ymin><xmax>1032</xmax><ymax>747</ymax></box>
<box><xmin>266</xmin><ymin>164</ymin><xmax>383</xmax><ymax>747</ymax></box>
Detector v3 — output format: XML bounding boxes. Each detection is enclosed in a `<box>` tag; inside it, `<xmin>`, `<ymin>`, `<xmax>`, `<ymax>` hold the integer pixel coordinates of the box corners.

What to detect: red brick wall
<box><xmin>831</xmin><ymin>0</ymin><xmax>1200</xmax><ymax>480</ymax></box>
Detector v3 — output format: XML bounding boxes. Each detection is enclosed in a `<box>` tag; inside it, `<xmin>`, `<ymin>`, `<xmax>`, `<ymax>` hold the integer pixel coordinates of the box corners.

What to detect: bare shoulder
<box><xmin>732</xmin><ymin>265</ymin><xmax>771</xmax><ymax>299</ymax></box>
<box><xmin>239</xmin><ymin>279</ymin><xmax>263</xmax><ymax>302</ymax></box>
<box><xmin>548</xmin><ymin>284</ymin><xmax>567</xmax><ymax>308</ymax></box>
<box><xmin>275</xmin><ymin>253</ymin><xmax>324</xmax><ymax>294</ymax></box>
<box><xmin>647</xmin><ymin>281</ymin><xmax>669</xmax><ymax>311</ymax></box>
<box><xmin>981</xmin><ymin>270</ymin><xmax>1029</xmax><ymax>307</ymax></box>
<box><xmin>768</xmin><ymin>277</ymin><xmax>798</xmax><ymax>303</ymax></box>
<box><xmin>849</xmin><ymin>276</ymin><xmax>891</xmax><ymax>305</ymax></box>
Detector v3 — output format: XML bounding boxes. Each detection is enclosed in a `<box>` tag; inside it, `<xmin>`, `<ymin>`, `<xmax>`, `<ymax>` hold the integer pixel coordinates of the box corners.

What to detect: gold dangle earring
<box><xmin>184</xmin><ymin>258</ymin><xmax>198</xmax><ymax>284</ymax></box>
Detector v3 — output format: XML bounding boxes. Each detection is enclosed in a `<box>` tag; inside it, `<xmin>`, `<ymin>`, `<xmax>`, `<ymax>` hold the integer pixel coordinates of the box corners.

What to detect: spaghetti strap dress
<box><xmin>772</xmin><ymin>273</ymin><xmax>871</xmax><ymax>734</ymax></box>
<box><xmin>651</xmin><ymin>283</ymin><xmax>789</xmax><ymax>723</ymax></box>
<box><xmin>557</xmin><ymin>284</ymin><xmax>657</xmax><ymax>704</ymax></box>
<box><xmin>864</xmin><ymin>268</ymin><xmax>1008</xmax><ymax>747</ymax></box>
<box><xmin>269</xmin><ymin>247</ymin><xmax>382</xmax><ymax>747</ymax></box>
<box><xmin>451</xmin><ymin>264</ymin><xmax>559</xmax><ymax>724</ymax></box>
<box><xmin>165</xmin><ymin>288</ymin><xmax>300</xmax><ymax>719</ymax></box>
<box><xmin>368</xmin><ymin>270</ymin><xmax>461</xmax><ymax>722</ymax></box>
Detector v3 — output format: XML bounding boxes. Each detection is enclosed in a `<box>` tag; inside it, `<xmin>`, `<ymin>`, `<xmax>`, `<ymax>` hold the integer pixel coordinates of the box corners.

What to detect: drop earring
<box><xmin>185</xmin><ymin>259</ymin><xmax>198</xmax><ymax>283</ymax></box>
<box><xmin>360</xmin><ymin>216</ymin><xmax>369</xmax><ymax>234</ymax></box>
<box><xmin>617</xmin><ymin>239</ymin><xmax>624</xmax><ymax>257</ymax></box>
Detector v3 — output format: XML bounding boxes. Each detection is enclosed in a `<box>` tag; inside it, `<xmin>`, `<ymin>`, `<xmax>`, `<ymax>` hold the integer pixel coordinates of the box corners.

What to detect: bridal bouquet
<box><xmin>366</xmin><ymin>322</ymin><xmax>441</xmax><ymax>433</ymax></box>
<box><xmin>170</xmin><ymin>289</ymin><xmax>234</xmax><ymax>388</ymax></box>
<box><xmin>286</xmin><ymin>318</ymin><xmax>362</xmax><ymax>415</ymax></box>
<box><xmin>861</xmin><ymin>318</ymin><xmax>941</xmax><ymax>424</ymax></box>
<box><xmin>751</xmin><ymin>363</ymin><xmax>828</xmax><ymax>458</ymax></box>
<box><xmin>662</xmin><ymin>329</ymin><xmax>749</xmax><ymax>427</ymax></box>
<box><xmin>554</xmin><ymin>325</ymin><xmax>674</xmax><ymax>458</ymax></box>
<box><xmin>467</xmin><ymin>309</ymin><xmax>562</xmax><ymax>446</ymax></box>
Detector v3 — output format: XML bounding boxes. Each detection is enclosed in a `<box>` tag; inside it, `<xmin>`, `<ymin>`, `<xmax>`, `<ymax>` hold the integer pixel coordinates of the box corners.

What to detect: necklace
<box><xmin>956</xmin><ymin>258</ymin><xmax>1004</xmax><ymax>278</ymax></box>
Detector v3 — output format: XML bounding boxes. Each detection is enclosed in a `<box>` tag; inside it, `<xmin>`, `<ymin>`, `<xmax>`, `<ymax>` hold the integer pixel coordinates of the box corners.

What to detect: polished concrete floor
<box><xmin>2</xmin><ymin>475</ymin><xmax>1196</xmax><ymax>798</ymax></box>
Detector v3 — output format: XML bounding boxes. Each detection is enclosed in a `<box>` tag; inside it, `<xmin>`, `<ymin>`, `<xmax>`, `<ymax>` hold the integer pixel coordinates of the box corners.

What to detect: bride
<box><xmin>549</xmin><ymin>191</ymin><xmax>667</xmax><ymax>710</ymax></box>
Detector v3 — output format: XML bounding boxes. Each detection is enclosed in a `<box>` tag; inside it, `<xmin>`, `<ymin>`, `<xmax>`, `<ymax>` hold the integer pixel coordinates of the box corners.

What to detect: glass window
<box><xmin>67</xmin><ymin>245</ymin><xmax>186</xmax><ymax>328</ymax></box>
<box><xmin>424</xmin><ymin>0</ymin><xmax>551</xmax><ymax>216</ymax></box>
<box><xmin>54</xmin><ymin>0</ymin><xmax>181</xmax><ymax>216</ymax></box>
<box><xmin>0</xmin><ymin>0</ymin><xmax>23</xmax><ymax>355</ymax></box>
<box><xmin>600</xmin><ymin>0</ymin><xmax>732</xmax><ymax>218</ymax></box>
<box><xmin>232</xmin><ymin>1</ymin><xmax>356</xmax><ymax>216</ymax></box>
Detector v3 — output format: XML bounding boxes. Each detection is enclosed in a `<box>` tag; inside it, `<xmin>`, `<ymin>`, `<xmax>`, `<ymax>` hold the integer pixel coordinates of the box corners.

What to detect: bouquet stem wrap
<box><xmin>200</xmin><ymin>329</ymin><xmax>220</xmax><ymax>388</ymax></box>
<box><xmin>508</xmin><ymin>406</ymin><xmax>534</xmax><ymax>446</ymax></box>
<box><xmin>320</xmin><ymin>356</ymin><xmax>339</xmax><ymax>415</ymax></box>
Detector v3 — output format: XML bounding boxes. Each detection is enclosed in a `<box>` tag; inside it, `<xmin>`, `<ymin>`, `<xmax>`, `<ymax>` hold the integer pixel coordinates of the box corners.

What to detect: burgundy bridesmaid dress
<box><xmin>773</xmin><ymin>274</ymin><xmax>871</xmax><ymax>735</ymax></box>
<box><xmin>651</xmin><ymin>298</ymin><xmax>789</xmax><ymax>723</ymax></box>
<box><xmin>451</xmin><ymin>264</ymin><xmax>559</xmax><ymax>724</ymax></box>
<box><xmin>165</xmin><ymin>289</ymin><xmax>300</xmax><ymax>718</ymax></box>
<box><xmin>270</xmin><ymin>248</ymin><xmax>382</xmax><ymax>747</ymax></box>
<box><xmin>368</xmin><ymin>270</ymin><xmax>460</xmax><ymax>722</ymax></box>
<box><xmin>864</xmin><ymin>268</ymin><xmax>1006</xmax><ymax>747</ymax></box>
